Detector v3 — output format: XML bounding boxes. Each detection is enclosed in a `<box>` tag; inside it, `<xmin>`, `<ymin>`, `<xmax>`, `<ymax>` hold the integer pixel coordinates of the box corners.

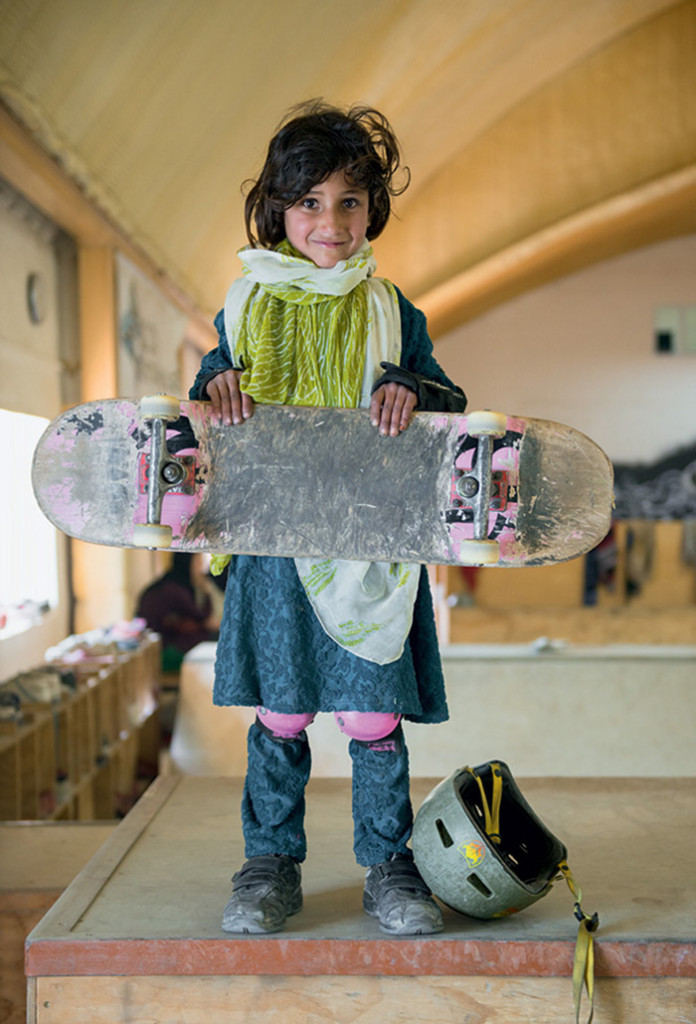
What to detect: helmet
<box><xmin>412</xmin><ymin>760</ymin><xmax>567</xmax><ymax>919</ymax></box>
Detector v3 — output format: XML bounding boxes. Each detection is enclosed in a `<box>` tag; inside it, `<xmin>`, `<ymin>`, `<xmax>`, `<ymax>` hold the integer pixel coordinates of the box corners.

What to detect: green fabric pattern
<box><xmin>301</xmin><ymin>560</ymin><xmax>338</xmax><ymax>597</ymax></box>
<box><xmin>336</xmin><ymin>620</ymin><xmax>381</xmax><ymax>647</ymax></box>
<box><xmin>235</xmin><ymin>240</ymin><xmax>369</xmax><ymax>409</ymax></box>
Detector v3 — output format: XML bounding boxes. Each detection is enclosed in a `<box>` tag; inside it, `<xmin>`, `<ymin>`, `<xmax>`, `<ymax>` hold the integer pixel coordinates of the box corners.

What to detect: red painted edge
<box><xmin>25</xmin><ymin>937</ymin><xmax>695</xmax><ymax>979</ymax></box>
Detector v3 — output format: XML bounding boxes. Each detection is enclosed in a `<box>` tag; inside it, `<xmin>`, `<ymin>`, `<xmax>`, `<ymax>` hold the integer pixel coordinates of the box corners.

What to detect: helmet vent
<box><xmin>435</xmin><ymin>818</ymin><xmax>454</xmax><ymax>848</ymax></box>
<box><xmin>467</xmin><ymin>873</ymin><xmax>493</xmax><ymax>898</ymax></box>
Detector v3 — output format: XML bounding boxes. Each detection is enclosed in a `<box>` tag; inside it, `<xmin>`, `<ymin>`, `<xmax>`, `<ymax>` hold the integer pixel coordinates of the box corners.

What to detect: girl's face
<box><xmin>283</xmin><ymin>170</ymin><xmax>369</xmax><ymax>268</ymax></box>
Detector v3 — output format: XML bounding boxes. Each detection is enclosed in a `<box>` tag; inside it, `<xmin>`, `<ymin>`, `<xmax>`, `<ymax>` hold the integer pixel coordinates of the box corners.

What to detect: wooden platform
<box><xmin>25</xmin><ymin>776</ymin><xmax>696</xmax><ymax>1022</ymax></box>
<box><xmin>1</xmin><ymin>822</ymin><xmax>115</xmax><ymax>1024</ymax></box>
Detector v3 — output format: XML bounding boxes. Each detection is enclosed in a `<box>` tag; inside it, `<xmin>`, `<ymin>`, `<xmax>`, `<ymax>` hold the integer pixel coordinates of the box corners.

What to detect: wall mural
<box><xmin>116</xmin><ymin>253</ymin><xmax>187</xmax><ymax>398</ymax></box>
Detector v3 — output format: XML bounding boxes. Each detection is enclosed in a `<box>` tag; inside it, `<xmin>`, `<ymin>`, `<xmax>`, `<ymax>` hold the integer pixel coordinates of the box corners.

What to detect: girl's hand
<box><xmin>370</xmin><ymin>383</ymin><xmax>417</xmax><ymax>437</ymax></box>
<box><xmin>205</xmin><ymin>369</ymin><xmax>255</xmax><ymax>425</ymax></box>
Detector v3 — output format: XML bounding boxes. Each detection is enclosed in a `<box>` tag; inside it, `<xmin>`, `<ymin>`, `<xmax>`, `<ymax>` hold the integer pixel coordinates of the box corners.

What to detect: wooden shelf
<box><xmin>0</xmin><ymin>711</ymin><xmax>55</xmax><ymax>819</ymax></box>
<box><xmin>0</xmin><ymin>631</ymin><xmax>163</xmax><ymax>821</ymax></box>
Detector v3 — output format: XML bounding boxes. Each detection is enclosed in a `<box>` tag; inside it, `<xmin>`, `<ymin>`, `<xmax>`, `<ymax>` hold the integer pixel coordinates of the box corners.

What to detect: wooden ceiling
<box><xmin>1</xmin><ymin>0</ymin><xmax>694</xmax><ymax>335</ymax></box>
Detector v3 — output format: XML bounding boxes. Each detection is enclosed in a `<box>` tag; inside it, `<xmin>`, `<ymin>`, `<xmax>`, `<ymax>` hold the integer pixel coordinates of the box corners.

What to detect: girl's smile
<box><xmin>284</xmin><ymin>171</ymin><xmax>369</xmax><ymax>268</ymax></box>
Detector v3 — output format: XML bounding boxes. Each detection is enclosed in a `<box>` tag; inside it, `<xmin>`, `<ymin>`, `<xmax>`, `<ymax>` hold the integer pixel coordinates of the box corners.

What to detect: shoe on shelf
<box><xmin>222</xmin><ymin>854</ymin><xmax>302</xmax><ymax>934</ymax></box>
<box><xmin>363</xmin><ymin>853</ymin><xmax>444</xmax><ymax>935</ymax></box>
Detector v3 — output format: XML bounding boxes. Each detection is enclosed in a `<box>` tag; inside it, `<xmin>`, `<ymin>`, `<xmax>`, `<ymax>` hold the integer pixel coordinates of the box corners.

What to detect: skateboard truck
<box><xmin>132</xmin><ymin>395</ymin><xmax>186</xmax><ymax>549</ymax></box>
<box><xmin>449</xmin><ymin>411</ymin><xmax>508</xmax><ymax>565</ymax></box>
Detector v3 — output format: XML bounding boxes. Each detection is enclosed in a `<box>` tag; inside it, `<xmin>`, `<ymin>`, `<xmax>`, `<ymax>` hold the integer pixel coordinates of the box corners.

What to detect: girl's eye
<box><xmin>302</xmin><ymin>198</ymin><xmax>318</xmax><ymax>209</ymax></box>
<box><xmin>344</xmin><ymin>197</ymin><xmax>358</xmax><ymax>209</ymax></box>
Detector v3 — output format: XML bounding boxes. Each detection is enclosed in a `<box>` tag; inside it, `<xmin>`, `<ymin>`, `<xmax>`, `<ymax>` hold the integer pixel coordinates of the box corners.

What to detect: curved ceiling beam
<box><xmin>375</xmin><ymin>0</ymin><xmax>696</xmax><ymax>332</ymax></box>
<box><xmin>0</xmin><ymin>0</ymin><xmax>692</xmax><ymax>327</ymax></box>
<box><xmin>417</xmin><ymin>165</ymin><xmax>696</xmax><ymax>337</ymax></box>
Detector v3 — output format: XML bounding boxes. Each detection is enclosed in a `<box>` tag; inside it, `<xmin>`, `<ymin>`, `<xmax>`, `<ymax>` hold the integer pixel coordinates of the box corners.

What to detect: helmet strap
<box><xmin>465</xmin><ymin>763</ymin><xmax>599</xmax><ymax>1023</ymax></box>
<box><xmin>467</xmin><ymin>762</ymin><xmax>503</xmax><ymax>844</ymax></box>
<box><xmin>558</xmin><ymin>860</ymin><xmax>599</xmax><ymax>1023</ymax></box>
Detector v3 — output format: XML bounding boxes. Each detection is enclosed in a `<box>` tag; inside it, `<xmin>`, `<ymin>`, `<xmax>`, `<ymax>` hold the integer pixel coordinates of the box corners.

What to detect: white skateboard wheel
<box><xmin>467</xmin><ymin>411</ymin><xmax>507</xmax><ymax>437</ymax></box>
<box><xmin>140</xmin><ymin>394</ymin><xmax>180</xmax><ymax>420</ymax></box>
<box><xmin>132</xmin><ymin>523</ymin><xmax>173</xmax><ymax>549</ymax></box>
<box><xmin>457</xmin><ymin>538</ymin><xmax>500</xmax><ymax>566</ymax></box>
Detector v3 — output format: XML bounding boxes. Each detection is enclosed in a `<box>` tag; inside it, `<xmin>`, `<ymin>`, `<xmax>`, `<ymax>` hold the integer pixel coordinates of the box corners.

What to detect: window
<box><xmin>0</xmin><ymin>409</ymin><xmax>60</xmax><ymax>639</ymax></box>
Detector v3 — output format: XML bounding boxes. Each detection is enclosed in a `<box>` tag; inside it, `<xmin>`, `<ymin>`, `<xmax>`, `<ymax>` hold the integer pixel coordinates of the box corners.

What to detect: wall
<box><xmin>434</xmin><ymin>235</ymin><xmax>696</xmax><ymax>464</ymax></box>
<box><xmin>0</xmin><ymin>183</ymin><xmax>64</xmax><ymax>417</ymax></box>
<box><xmin>172</xmin><ymin>644</ymin><xmax>696</xmax><ymax>777</ymax></box>
<box><xmin>0</xmin><ymin>181</ymin><xmax>73</xmax><ymax>675</ymax></box>
<box><xmin>0</xmin><ymin>169</ymin><xmax>214</xmax><ymax>658</ymax></box>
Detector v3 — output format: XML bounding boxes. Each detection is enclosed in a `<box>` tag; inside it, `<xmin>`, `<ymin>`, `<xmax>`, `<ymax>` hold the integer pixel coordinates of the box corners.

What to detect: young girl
<box><xmin>190</xmin><ymin>101</ymin><xmax>466</xmax><ymax>936</ymax></box>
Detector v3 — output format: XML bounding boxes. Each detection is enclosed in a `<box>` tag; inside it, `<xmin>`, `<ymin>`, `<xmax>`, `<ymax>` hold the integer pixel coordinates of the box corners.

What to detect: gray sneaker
<box><xmin>222</xmin><ymin>855</ymin><xmax>302</xmax><ymax>934</ymax></box>
<box><xmin>363</xmin><ymin>853</ymin><xmax>443</xmax><ymax>935</ymax></box>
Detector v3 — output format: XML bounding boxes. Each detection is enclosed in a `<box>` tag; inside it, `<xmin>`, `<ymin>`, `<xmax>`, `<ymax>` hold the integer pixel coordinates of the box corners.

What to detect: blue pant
<box><xmin>241</xmin><ymin>720</ymin><xmax>414</xmax><ymax>866</ymax></box>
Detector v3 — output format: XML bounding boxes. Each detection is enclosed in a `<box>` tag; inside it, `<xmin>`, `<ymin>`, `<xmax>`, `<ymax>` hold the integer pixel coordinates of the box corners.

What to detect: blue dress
<box><xmin>190</xmin><ymin>288</ymin><xmax>454</xmax><ymax>724</ymax></box>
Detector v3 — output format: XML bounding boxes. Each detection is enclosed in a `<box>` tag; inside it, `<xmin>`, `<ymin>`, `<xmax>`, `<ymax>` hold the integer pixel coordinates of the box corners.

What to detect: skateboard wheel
<box><xmin>457</xmin><ymin>538</ymin><xmax>500</xmax><ymax>566</ymax></box>
<box><xmin>132</xmin><ymin>523</ymin><xmax>173</xmax><ymax>549</ymax></box>
<box><xmin>140</xmin><ymin>394</ymin><xmax>180</xmax><ymax>420</ymax></box>
<box><xmin>466</xmin><ymin>411</ymin><xmax>507</xmax><ymax>437</ymax></box>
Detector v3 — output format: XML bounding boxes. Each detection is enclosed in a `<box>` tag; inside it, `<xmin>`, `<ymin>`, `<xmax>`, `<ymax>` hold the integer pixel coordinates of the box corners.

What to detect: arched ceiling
<box><xmin>1</xmin><ymin>0</ymin><xmax>694</xmax><ymax>336</ymax></box>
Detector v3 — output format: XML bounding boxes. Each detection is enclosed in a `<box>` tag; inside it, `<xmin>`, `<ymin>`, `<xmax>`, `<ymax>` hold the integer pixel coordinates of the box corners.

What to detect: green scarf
<box><xmin>234</xmin><ymin>239</ymin><xmax>371</xmax><ymax>408</ymax></box>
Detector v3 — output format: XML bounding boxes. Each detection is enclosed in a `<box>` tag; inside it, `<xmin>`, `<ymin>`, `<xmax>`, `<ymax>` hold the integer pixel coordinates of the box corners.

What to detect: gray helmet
<box><xmin>412</xmin><ymin>760</ymin><xmax>567</xmax><ymax>919</ymax></box>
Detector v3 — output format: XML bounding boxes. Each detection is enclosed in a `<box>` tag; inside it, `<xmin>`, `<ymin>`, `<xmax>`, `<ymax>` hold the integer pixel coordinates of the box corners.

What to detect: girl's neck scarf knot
<box><xmin>238</xmin><ymin>238</ymin><xmax>377</xmax><ymax>303</ymax></box>
<box><xmin>233</xmin><ymin>240</ymin><xmax>375</xmax><ymax>408</ymax></box>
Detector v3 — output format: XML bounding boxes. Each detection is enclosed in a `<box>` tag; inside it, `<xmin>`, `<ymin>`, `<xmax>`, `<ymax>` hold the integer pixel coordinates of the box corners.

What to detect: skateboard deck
<box><xmin>32</xmin><ymin>398</ymin><xmax>613</xmax><ymax>567</ymax></box>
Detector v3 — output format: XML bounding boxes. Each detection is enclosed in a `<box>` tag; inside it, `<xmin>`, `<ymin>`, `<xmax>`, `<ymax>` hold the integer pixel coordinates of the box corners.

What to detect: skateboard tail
<box><xmin>511</xmin><ymin>422</ymin><xmax>614</xmax><ymax>566</ymax></box>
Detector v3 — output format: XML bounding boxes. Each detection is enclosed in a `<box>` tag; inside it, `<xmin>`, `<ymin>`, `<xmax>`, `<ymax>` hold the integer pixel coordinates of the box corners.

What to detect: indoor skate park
<box><xmin>1</xmin><ymin>2</ymin><xmax>695</xmax><ymax>1022</ymax></box>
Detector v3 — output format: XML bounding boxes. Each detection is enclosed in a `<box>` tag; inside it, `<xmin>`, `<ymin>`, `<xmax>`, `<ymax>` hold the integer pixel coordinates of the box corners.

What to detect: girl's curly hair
<box><xmin>244</xmin><ymin>100</ymin><xmax>410</xmax><ymax>248</ymax></box>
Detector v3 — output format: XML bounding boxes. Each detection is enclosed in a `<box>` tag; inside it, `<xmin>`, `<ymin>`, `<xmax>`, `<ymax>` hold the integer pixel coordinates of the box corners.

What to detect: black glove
<box><xmin>371</xmin><ymin>362</ymin><xmax>467</xmax><ymax>413</ymax></box>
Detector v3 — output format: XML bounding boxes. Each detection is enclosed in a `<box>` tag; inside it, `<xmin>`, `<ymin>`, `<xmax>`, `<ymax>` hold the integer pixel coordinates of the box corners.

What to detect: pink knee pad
<box><xmin>333</xmin><ymin>710</ymin><xmax>402</xmax><ymax>742</ymax></box>
<box><xmin>256</xmin><ymin>706</ymin><xmax>315</xmax><ymax>740</ymax></box>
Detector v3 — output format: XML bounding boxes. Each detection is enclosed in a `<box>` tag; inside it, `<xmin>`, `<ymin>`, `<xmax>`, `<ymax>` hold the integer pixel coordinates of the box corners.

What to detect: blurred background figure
<box><xmin>137</xmin><ymin>553</ymin><xmax>221</xmax><ymax>671</ymax></box>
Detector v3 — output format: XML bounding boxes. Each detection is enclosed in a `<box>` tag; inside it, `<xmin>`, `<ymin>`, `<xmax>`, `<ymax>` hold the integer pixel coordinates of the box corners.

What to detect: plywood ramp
<box><xmin>26</xmin><ymin>776</ymin><xmax>696</xmax><ymax>1023</ymax></box>
<box><xmin>27</xmin><ymin>976</ymin><xmax>696</xmax><ymax>1024</ymax></box>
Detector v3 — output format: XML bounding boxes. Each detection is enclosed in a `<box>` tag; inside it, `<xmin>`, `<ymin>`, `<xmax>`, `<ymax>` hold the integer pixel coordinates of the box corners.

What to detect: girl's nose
<box><xmin>321</xmin><ymin>205</ymin><xmax>343</xmax><ymax>233</ymax></box>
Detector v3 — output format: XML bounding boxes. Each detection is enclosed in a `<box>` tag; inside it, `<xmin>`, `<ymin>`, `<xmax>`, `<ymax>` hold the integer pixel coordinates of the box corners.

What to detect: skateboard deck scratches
<box><xmin>184</xmin><ymin>407</ymin><xmax>455</xmax><ymax>560</ymax></box>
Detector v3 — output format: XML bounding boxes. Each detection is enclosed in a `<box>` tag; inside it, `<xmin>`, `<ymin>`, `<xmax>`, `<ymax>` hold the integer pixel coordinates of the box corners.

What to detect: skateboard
<box><xmin>32</xmin><ymin>396</ymin><xmax>613</xmax><ymax>566</ymax></box>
